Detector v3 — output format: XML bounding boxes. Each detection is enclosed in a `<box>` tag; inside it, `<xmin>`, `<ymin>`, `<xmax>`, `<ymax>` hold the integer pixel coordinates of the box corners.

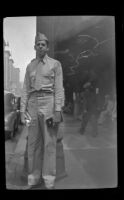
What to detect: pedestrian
<box><xmin>79</xmin><ymin>82</ymin><xmax>98</xmax><ymax>136</ymax></box>
<box><xmin>20</xmin><ymin>32</ymin><xmax>64</xmax><ymax>189</ymax></box>
<box><xmin>98</xmin><ymin>94</ymin><xmax>114</xmax><ymax>125</ymax></box>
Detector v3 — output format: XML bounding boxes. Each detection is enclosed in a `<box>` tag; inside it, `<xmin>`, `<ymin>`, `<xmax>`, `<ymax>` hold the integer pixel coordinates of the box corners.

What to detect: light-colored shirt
<box><xmin>21</xmin><ymin>54</ymin><xmax>64</xmax><ymax>112</ymax></box>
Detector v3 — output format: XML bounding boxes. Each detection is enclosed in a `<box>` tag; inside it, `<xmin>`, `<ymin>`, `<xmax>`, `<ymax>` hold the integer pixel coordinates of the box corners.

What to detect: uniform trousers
<box><xmin>25</xmin><ymin>91</ymin><xmax>59</xmax><ymax>186</ymax></box>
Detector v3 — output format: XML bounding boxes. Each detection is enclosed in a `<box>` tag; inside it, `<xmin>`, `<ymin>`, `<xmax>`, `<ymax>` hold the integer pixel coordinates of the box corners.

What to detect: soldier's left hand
<box><xmin>53</xmin><ymin>111</ymin><xmax>62</xmax><ymax>123</ymax></box>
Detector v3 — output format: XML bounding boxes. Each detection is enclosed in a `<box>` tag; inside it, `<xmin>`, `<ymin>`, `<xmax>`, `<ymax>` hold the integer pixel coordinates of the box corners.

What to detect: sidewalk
<box><xmin>5</xmin><ymin>114</ymin><xmax>117</xmax><ymax>189</ymax></box>
<box><xmin>55</xmin><ymin>115</ymin><xmax>117</xmax><ymax>189</ymax></box>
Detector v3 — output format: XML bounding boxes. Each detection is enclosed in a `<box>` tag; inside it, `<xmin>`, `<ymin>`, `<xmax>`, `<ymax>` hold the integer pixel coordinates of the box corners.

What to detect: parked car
<box><xmin>4</xmin><ymin>91</ymin><xmax>20</xmax><ymax>140</ymax></box>
<box><xmin>14</xmin><ymin>96</ymin><xmax>22</xmax><ymax>125</ymax></box>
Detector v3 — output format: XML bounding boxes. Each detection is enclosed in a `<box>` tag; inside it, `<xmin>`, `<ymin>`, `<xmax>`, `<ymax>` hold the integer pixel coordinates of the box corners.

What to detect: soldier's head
<box><xmin>34</xmin><ymin>32</ymin><xmax>49</xmax><ymax>58</ymax></box>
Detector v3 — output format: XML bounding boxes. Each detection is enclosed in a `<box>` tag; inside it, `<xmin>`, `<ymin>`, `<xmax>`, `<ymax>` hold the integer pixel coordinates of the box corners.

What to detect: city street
<box><xmin>5</xmin><ymin>114</ymin><xmax>117</xmax><ymax>189</ymax></box>
<box><xmin>4</xmin><ymin>16</ymin><xmax>117</xmax><ymax>190</ymax></box>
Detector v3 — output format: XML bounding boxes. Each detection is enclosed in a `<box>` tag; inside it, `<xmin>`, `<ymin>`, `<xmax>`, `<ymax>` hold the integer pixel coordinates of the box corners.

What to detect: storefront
<box><xmin>36</xmin><ymin>16</ymin><xmax>116</xmax><ymax>113</ymax></box>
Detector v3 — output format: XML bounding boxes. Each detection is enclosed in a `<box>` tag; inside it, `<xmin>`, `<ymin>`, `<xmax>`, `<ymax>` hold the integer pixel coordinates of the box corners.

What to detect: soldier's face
<box><xmin>35</xmin><ymin>40</ymin><xmax>49</xmax><ymax>58</ymax></box>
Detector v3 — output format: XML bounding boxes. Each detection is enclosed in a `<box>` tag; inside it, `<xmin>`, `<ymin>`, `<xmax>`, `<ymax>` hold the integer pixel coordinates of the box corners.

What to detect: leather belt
<box><xmin>30</xmin><ymin>90</ymin><xmax>53</xmax><ymax>97</ymax></box>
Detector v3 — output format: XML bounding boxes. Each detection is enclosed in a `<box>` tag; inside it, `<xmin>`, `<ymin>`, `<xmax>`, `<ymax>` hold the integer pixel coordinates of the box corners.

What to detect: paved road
<box><xmin>5</xmin><ymin>114</ymin><xmax>117</xmax><ymax>189</ymax></box>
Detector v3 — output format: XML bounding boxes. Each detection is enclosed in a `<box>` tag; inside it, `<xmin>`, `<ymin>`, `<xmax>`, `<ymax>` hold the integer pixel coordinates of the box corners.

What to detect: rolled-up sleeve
<box><xmin>54</xmin><ymin>61</ymin><xmax>64</xmax><ymax>111</ymax></box>
<box><xmin>20</xmin><ymin>67</ymin><xmax>30</xmax><ymax>113</ymax></box>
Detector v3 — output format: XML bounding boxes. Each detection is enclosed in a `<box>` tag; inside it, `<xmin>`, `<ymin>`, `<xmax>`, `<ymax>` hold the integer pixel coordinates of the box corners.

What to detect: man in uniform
<box><xmin>20</xmin><ymin>32</ymin><xmax>64</xmax><ymax>189</ymax></box>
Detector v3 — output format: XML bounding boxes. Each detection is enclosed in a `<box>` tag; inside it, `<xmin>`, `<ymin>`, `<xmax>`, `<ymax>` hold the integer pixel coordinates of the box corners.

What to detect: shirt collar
<box><xmin>36</xmin><ymin>54</ymin><xmax>48</xmax><ymax>64</ymax></box>
<box><xmin>43</xmin><ymin>54</ymin><xmax>48</xmax><ymax>63</ymax></box>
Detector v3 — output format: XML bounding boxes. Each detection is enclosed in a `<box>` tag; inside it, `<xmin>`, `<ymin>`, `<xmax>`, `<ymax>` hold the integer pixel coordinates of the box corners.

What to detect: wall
<box><xmin>36</xmin><ymin>16</ymin><xmax>55</xmax><ymax>57</ymax></box>
<box><xmin>36</xmin><ymin>16</ymin><xmax>116</xmax><ymax>104</ymax></box>
<box><xmin>4</xmin><ymin>50</ymin><xmax>10</xmax><ymax>90</ymax></box>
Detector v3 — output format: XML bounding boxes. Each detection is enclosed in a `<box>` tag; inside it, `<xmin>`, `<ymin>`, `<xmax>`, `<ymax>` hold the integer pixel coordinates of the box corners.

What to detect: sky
<box><xmin>3</xmin><ymin>17</ymin><xmax>36</xmax><ymax>82</ymax></box>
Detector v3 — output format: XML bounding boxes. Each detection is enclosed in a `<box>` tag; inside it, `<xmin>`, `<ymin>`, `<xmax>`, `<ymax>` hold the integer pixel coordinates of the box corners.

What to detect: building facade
<box><xmin>4</xmin><ymin>43</ymin><xmax>11</xmax><ymax>90</ymax></box>
<box><xmin>36</xmin><ymin>16</ymin><xmax>116</xmax><ymax>111</ymax></box>
<box><xmin>4</xmin><ymin>41</ymin><xmax>22</xmax><ymax>96</ymax></box>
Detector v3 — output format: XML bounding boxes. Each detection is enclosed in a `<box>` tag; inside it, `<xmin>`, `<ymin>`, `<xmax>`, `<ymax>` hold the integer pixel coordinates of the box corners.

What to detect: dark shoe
<box><xmin>24</xmin><ymin>178</ymin><xmax>45</xmax><ymax>190</ymax></box>
<box><xmin>25</xmin><ymin>183</ymin><xmax>44</xmax><ymax>190</ymax></box>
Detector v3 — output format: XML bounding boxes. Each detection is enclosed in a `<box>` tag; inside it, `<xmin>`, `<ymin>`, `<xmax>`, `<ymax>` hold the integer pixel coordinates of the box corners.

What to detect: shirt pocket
<box><xmin>44</xmin><ymin>71</ymin><xmax>55</xmax><ymax>81</ymax></box>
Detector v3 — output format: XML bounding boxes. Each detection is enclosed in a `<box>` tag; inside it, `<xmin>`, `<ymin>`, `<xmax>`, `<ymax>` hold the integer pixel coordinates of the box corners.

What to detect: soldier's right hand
<box><xmin>20</xmin><ymin>112</ymin><xmax>26</xmax><ymax>124</ymax></box>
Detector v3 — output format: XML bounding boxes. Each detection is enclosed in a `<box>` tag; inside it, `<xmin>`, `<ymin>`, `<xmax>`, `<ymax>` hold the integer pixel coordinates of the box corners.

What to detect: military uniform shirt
<box><xmin>21</xmin><ymin>54</ymin><xmax>64</xmax><ymax>112</ymax></box>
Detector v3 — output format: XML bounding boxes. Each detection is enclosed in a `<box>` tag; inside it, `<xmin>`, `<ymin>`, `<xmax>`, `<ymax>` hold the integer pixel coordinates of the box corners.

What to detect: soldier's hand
<box><xmin>53</xmin><ymin>111</ymin><xmax>62</xmax><ymax>124</ymax></box>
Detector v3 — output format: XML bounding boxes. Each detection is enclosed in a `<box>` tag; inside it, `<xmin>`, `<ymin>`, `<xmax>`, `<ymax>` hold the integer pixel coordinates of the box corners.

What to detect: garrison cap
<box><xmin>35</xmin><ymin>32</ymin><xmax>48</xmax><ymax>43</ymax></box>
